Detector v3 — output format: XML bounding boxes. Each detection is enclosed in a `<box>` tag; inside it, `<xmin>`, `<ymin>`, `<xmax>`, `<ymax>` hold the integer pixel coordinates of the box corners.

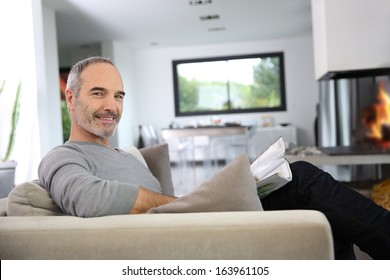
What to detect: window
<box><xmin>172</xmin><ymin>52</ymin><xmax>286</xmax><ymax>116</ymax></box>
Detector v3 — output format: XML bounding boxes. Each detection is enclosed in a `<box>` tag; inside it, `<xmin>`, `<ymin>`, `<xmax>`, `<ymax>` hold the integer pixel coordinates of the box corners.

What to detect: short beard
<box><xmin>75</xmin><ymin>99</ymin><xmax>120</xmax><ymax>139</ymax></box>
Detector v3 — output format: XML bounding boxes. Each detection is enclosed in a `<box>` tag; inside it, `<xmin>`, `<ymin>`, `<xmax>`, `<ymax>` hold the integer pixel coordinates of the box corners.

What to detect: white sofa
<box><xmin>0</xmin><ymin>205</ymin><xmax>333</xmax><ymax>259</ymax></box>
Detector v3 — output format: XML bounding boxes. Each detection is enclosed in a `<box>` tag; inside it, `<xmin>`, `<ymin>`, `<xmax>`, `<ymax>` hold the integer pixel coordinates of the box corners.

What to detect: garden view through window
<box><xmin>173</xmin><ymin>52</ymin><xmax>286</xmax><ymax>116</ymax></box>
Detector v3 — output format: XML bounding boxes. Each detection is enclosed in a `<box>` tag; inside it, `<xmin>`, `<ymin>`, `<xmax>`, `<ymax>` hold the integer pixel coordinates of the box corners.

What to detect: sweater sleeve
<box><xmin>38</xmin><ymin>147</ymin><xmax>140</xmax><ymax>217</ymax></box>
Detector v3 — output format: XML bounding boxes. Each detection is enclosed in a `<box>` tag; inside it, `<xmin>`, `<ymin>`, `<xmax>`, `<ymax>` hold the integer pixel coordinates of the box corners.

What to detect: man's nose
<box><xmin>103</xmin><ymin>95</ymin><xmax>117</xmax><ymax>111</ymax></box>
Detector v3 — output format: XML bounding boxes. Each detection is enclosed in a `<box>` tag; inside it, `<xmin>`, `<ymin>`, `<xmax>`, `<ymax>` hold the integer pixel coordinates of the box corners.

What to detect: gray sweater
<box><xmin>38</xmin><ymin>141</ymin><xmax>161</xmax><ymax>217</ymax></box>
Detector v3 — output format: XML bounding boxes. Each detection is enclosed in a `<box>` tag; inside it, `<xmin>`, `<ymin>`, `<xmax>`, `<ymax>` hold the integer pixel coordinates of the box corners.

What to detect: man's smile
<box><xmin>97</xmin><ymin>116</ymin><xmax>115</xmax><ymax>121</ymax></box>
<box><xmin>94</xmin><ymin>113</ymin><xmax>118</xmax><ymax>124</ymax></box>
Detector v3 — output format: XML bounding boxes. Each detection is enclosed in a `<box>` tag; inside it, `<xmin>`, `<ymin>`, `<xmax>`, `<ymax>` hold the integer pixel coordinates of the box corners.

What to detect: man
<box><xmin>39</xmin><ymin>56</ymin><xmax>390</xmax><ymax>259</ymax></box>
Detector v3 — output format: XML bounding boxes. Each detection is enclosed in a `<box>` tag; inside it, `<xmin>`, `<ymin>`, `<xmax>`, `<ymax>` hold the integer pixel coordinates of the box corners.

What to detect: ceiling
<box><xmin>43</xmin><ymin>0</ymin><xmax>313</xmax><ymax>50</ymax></box>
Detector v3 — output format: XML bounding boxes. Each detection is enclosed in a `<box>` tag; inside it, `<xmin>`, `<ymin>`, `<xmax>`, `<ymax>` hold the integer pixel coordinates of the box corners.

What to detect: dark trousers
<box><xmin>260</xmin><ymin>161</ymin><xmax>390</xmax><ymax>260</ymax></box>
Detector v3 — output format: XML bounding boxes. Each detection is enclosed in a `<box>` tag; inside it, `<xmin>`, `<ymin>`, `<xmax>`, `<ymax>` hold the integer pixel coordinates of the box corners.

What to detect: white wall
<box><xmin>40</xmin><ymin>4</ymin><xmax>63</xmax><ymax>155</ymax></box>
<box><xmin>58</xmin><ymin>43</ymin><xmax>102</xmax><ymax>68</ymax></box>
<box><xmin>133</xmin><ymin>36</ymin><xmax>319</xmax><ymax>146</ymax></box>
<box><xmin>312</xmin><ymin>0</ymin><xmax>390</xmax><ymax>79</ymax></box>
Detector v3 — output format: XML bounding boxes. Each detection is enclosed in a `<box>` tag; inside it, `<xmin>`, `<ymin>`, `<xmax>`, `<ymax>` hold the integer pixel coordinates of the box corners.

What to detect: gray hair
<box><xmin>66</xmin><ymin>56</ymin><xmax>114</xmax><ymax>96</ymax></box>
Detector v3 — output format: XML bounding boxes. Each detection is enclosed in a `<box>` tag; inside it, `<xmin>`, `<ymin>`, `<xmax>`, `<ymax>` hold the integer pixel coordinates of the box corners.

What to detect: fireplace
<box><xmin>317</xmin><ymin>68</ymin><xmax>390</xmax><ymax>181</ymax></box>
<box><xmin>318</xmin><ymin>68</ymin><xmax>390</xmax><ymax>151</ymax></box>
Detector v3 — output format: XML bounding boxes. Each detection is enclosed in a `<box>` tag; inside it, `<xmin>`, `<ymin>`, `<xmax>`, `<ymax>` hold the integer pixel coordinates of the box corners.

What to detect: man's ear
<box><xmin>65</xmin><ymin>89</ymin><xmax>75</xmax><ymax>111</ymax></box>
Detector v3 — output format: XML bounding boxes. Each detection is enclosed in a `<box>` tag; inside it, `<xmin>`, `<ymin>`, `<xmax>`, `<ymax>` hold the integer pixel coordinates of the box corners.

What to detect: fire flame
<box><xmin>361</xmin><ymin>82</ymin><xmax>390</xmax><ymax>147</ymax></box>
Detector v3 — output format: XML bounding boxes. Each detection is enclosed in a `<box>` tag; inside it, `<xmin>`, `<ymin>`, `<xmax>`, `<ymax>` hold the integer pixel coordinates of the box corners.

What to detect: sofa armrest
<box><xmin>0</xmin><ymin>210</ymin><xmax>333</xmax><ymax>260</ymax></box>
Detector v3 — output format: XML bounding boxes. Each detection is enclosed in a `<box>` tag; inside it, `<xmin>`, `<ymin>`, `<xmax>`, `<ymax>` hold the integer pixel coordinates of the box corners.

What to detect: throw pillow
<box><xmin>7</xmin><ymin>180</ymin><xmax>65</xmax><ymax>216</ymax></box>
<box><xmin>122</xmin><ymin>145</ymin><xmax>148</xmax><ymax>167</ymax></box>
<box><xmin>140</xmin><ymin>143</ymin><xmax>175</xmax><ymax>196</ymax></box>
<box><xmin>147</xmin><ymin>154</ymin><xmax>263</xmax><ymax>213</ymax></box>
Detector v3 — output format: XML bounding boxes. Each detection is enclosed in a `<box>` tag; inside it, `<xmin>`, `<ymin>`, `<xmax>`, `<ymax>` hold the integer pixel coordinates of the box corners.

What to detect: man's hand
<box><xmin>129</xmin><ymin>186</ymin><xmax>176</xmax><ymax>214</ymax></box>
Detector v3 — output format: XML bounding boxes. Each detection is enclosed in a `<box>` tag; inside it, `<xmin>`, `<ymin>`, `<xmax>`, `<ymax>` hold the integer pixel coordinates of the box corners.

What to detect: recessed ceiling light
<box><xmin>208</xmin><ymin>27</ymin><xmax>226</xmax><ymax>32</ymax></box>
<box><xmin>200</xmin><ymin>14</ymin><xmax>220</xmax><ymax>21</ymax></box>
<box><xmin>189</xmin><ymin>0</ymin><xmax>212</xmax><ymax>6</ymax></box>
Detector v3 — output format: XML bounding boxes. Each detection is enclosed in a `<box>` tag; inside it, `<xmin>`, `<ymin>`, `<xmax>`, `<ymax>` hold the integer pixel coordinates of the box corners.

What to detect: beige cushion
<box><xmin>147</xmin><ymin>154</ymin><xmax>263</xmax><ymax>213</ymax></box>
<box><xmin>123</xmin><ymin>143</ymin><xmax>173</xmax><ymax>195</ymax></box>
<box><xmin>139</xmin><ymin>143</ymin><xmax>174</xmax><ymax>196</ymax></box>
<box><xmin>7</xmin><ymin>180</ymin><xmax>64</xmax><ymax>216</ymax></box>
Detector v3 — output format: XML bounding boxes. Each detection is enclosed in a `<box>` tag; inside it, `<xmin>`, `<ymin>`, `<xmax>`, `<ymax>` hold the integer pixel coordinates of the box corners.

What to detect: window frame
<box><xmin>172</xmin><ymin>52</ymin><xmax>286</xmax><ymax>117</ymax></box>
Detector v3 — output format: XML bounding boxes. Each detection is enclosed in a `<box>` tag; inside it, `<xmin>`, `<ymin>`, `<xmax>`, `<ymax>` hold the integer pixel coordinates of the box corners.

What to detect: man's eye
<box><xmin>115</xmin><ymin>94</ymin><xmax>124</xmax><ymax>100</ymax></box>
<box><xmin>92</xmin><ymin>91</ymin><xmax>103</xmax><ymax>96</ymax></box>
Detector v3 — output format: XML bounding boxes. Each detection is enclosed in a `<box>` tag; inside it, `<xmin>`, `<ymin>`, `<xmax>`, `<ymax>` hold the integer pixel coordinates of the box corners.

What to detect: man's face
<box><xmin>67</xmin><ymin>63</ymin><xmax>125</xmax><ymax>142</ymax></box>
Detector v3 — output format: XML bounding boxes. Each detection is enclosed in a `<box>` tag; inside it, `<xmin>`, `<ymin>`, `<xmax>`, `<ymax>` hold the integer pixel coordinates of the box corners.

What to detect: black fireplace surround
<box><xmin>319</xmin><ymin>68</ymin><xmax>390</xmax><ymax>81</ymax></box>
